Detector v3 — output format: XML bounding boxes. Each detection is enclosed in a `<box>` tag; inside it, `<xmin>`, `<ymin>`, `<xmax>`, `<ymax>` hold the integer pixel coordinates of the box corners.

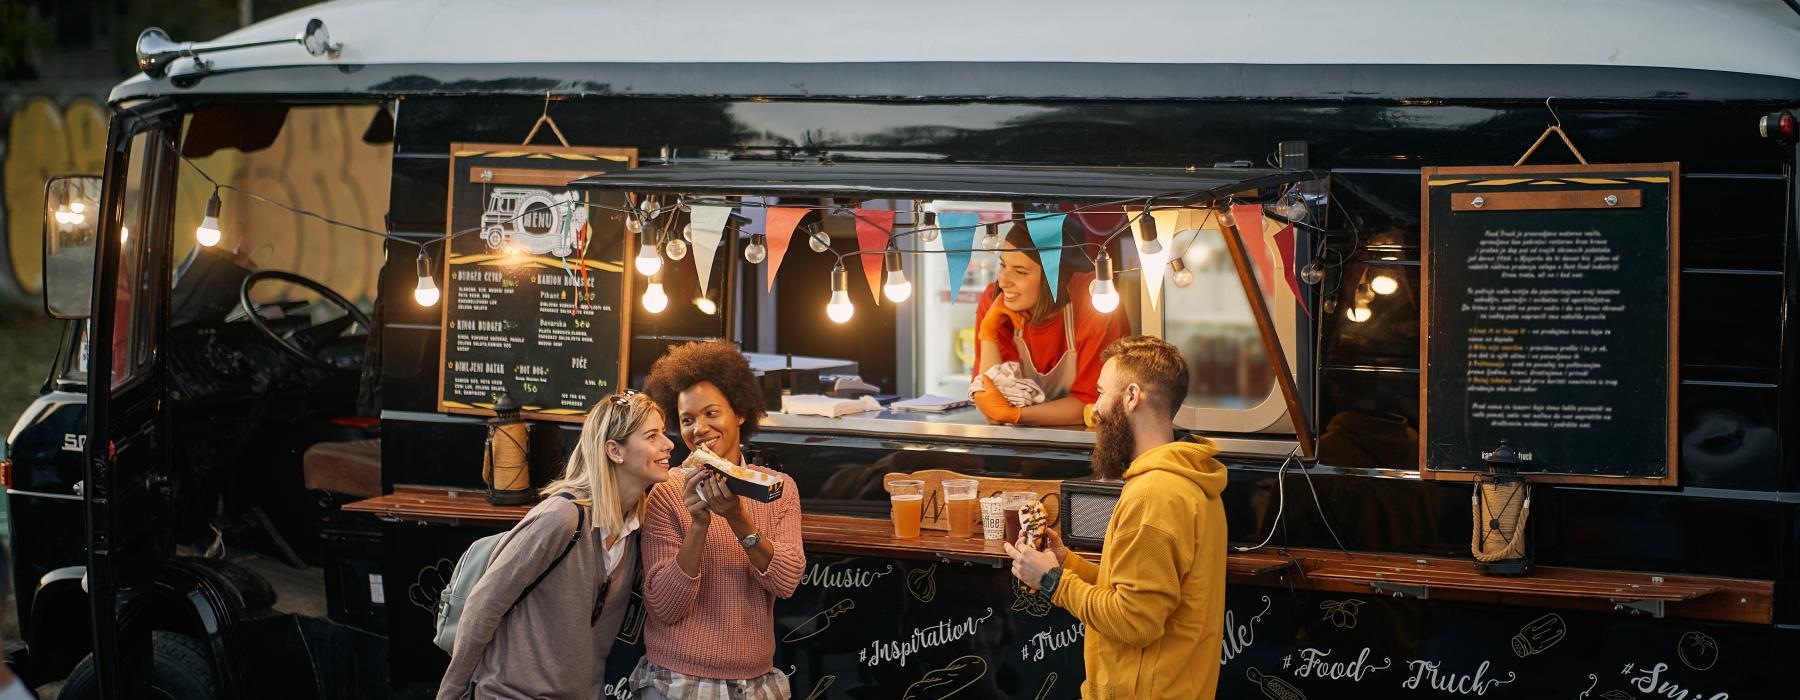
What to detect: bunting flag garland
<box><xmin>938</xmin><ymin>212</ymin><xmax>980</xmax><ymax>304</ymax></box>
<box><xmin>762</xmin><ymin>206</ymin><xmax>806</xmax><ymax>292</ymax></box>
<box><xmin>1273</xmin><ymin>223</ymin><xmax>1311</xmax><ymax>318</ymax></box>
<box><xmin>687</xmin><ymin>204</ymin><xmax>733</xmax><ymax>294</ymax></box>
<box><xmin>853</xmin><ymin>207</ymin><xmax>895</xmax><ymax>305</ymax></box>
<box><xmin>1023</xmin><ymin>214</ymin><xmax>1067</xmax><ymax>302</ymax></box>
<box><xmin>1139</xmin><ymin>208</ymin><xmax>1179</xmax><ymax>309</ymax></box>
<box><xmin>1230</xmin><ymin>202</ymin><xmax>1274</xmax><ymax>296</ymax></box>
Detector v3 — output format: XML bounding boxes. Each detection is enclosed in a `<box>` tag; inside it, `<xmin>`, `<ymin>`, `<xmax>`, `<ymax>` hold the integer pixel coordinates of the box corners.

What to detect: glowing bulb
<box><xmin>119</xmin><ymin>226</ymin><xmax>129</xmax><ymax>244</ymax></box>
<box><xmin>808</xmin><ymin>228</ymin><xmax>831</xmax><ymax>253</ymax></box>
<box><xmin>642</xmin><ymin>282</ymin><xmax>668</xmax><ymax>313</ymax></box>
<box><xmin>1346</xmin><ymin>305</ymin><xmax>1372</xmax><ymax>323</ymax></box>
<box><xmin>196</xmin><ymin>191</ymin><xmax>222</xmax><ymax>247</ymax></box>
<box><xmin>1135</xmin><ymin>213</ymin><xmax>1163</xmax><ymax>256</ymax></box>
<box><xmin>625</xmin><ymin>215</ymin><xmax>644</xmax><ymax>235</ymax></box>
<box><xmin>1371</xmin><ymin>274</ymin><xmax>1399</xmax><ymax>295</ymax></box>
<box><xmin>664</xmin><ymin>237</ymin><xmax>688</xmax><ymax>261</ymax></box>
<box><xmin>694</xmin><ymin>295</ymin><xmax>718</xmax><ymax>315</ymax></box>
<box><xmin>882</xmin><ymin>248</ymin><xmax>911</xmax><ymax>303</ymax></box>
<box><xmin>680</xmin><ymin>223</ymin><xmax>694</xmax><ymax>242</ymax></box>
<box><xmin>53</xmin><ymin>206</ymin><xmax>71</xmax><ymax>225</ymax></box>
<box><xmin>744</xmin><ymin>234</ymin><xmax>767</xmax><ymax>264</ymax></box>
<box><xmin>1089</xmin><ymin>252</ymin><xmax>1120</xmax><ymax>313</ymax></box>
<box><xmin>917</xmin><ymin>212</ymin><xmax>939</xmax><ymax>243</ymax></box>
<box><xmin>413</xmin><ymin>251</ymin><xmax>440</xmax><ymax>306</ymax></box>
<box><xmin>70</xmin><ymin>202</ymin><xmax>85</xmax><ymax>214</ymax></box>
<box><xmin>826</xmin><ymin>263</ymin><xmax>854</xmax><ymax>323</ymax></box>
<box><xmin>634</xmin><ymin>242</ymin><xmax>663</xmax><ymax>276</ymax></box>
<box><xmin>1171</xmin><ymin>259</ymin><xmax>1195</xmax><ymax>288</ymax></box>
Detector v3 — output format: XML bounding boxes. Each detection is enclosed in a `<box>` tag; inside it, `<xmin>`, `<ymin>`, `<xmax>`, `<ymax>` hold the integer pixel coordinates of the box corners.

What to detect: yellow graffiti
<box><xmin>3</xmin><ymin>96</ymin><xmax>106</xmax><ymax>295</ymax></box>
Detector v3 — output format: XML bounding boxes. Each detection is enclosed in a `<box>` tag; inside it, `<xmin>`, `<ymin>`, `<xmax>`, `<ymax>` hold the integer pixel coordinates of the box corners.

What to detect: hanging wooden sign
<box><xmin>437</xmin><ymin>143</ymin><xmax>638</xmax><ymax>422</ymax></box>
<box><xmin>1419</xmin><ymin>163</ymin><xmax>1679</xmax><ymax>485</ymax></box>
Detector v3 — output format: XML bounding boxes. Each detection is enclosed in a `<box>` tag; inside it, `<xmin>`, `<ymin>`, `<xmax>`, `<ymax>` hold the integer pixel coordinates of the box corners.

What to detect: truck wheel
<box><xmin>59</xmin><ymin>631</ymin><xmax>217</xmax><ymax>699</ymax></box>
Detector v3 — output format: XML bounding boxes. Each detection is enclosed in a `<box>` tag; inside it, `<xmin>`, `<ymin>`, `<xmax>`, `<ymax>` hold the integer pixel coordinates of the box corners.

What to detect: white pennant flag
<box><xmin>688</xmin><ymin>205</ymin><xmax>733</xmax><ymax>295</ymax></box>
<box><xmin>1139</xmin><ymin>208</ymin><xmax>1179</xmax><ymax>309</ymax></box>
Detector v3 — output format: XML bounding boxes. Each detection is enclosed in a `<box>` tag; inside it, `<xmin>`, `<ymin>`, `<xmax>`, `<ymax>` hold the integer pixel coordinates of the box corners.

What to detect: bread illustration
<box><xmin>1246</xmin><ymin>668</ymin><xmax>1307</xmax><ymax>700</ymax></box>
<box><xmin>906</xmin><ymin>563</ymin><xmax>938</xmax><ymax>603</ymax></box>
<box><xmin>902</xmin><ymin>655</ymin><xmax>988</xmax><ymax>699</ymax></box>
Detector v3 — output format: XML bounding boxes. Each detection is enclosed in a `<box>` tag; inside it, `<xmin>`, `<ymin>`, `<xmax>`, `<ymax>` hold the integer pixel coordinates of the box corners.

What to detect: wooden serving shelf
<box><xmin>343</xmin><ymin>485</ymin><xmax>1771</xmax><ymax>624</ymax></box>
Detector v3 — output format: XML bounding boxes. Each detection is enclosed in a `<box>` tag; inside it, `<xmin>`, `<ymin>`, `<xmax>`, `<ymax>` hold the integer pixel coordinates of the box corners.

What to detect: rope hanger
<box><xmin>522</xmin><ymin>92</ymin><xmax>571</xmax><ymax>148</ymax></box>
<box><xmin>1514</xmin><ymin>97</ymin><xmax>1588</xmax><ymax>166</ymax></box>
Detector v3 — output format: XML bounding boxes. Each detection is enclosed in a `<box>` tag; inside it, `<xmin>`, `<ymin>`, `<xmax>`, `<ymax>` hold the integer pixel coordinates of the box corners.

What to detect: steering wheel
<box><xmin>239</xmin><ymin>270</ymin><xmax>372</xmax><ymax>370</ymax></box>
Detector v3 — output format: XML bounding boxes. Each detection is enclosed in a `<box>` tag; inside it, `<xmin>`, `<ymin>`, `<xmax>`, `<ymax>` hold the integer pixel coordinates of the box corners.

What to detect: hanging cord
<box><xmin>1235</xmin><ymin>447</ymin><xmax>1298</xmax><ymax>553</ymax></box>
<box><xmin>1299</xmin><ymin>457</ymin><xmax>1351</xmax><ymax>556</ymax></box>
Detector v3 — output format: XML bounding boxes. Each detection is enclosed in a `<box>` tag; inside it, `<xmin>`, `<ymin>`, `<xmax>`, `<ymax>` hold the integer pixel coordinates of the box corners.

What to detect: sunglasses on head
<box><xmin>609</xmin><ymin>389</ymin><xmax>641</xmax><ymax>407</ymax></box>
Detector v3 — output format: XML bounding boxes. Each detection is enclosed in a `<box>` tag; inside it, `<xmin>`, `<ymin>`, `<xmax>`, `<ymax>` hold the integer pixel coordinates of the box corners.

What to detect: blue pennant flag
<box><xmin>938</xmin><ymin>212</ymin><xmax>979</xmax><ymax>304</ymax></box>
<box><xmin>1024</xmin><ymin>214</ymin><xmax>1067</xmax><ymax>301</ymax></box>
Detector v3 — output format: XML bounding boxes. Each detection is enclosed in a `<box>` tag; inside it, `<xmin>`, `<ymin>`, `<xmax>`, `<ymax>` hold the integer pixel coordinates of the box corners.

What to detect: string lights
<box><xmin>825</xmin><ymin>261</ymin><xmax>854</xmax><ymax>323</ymax></box>
<box><xmin>641</xmin><ymin>268</ymin><xmax>669</xmax><ymax>313</ymax></box>
<box><xmin>1170</xmin><ymin>258</ymin><xmax>1194</xmax><ymax>288</ymax></box>
<box><xmin>196</xmin><ymin>188</ymin><xmax>223</xmax><ymax>247</ymax></box>
<box><xmin>1370</xmin><ymin>273</ymin><xmax>1399</xmax><ymax>295</ymax></box>
<box><xmin>1089</xmin><ymin>251</ymin><xmax>1121</xmax><ymax>313</ymax></box>
<box><xmin>743</xmin><ymin>233</ymin><xmax>767</xmax><ymax>264</ymax></box>
<box><xmin>881</xmin><ymin>246</ymin><xmax>911</xmax><ymax>303</ymax></box>
<box><xmin>413</xmin><ymin>249</ymin><xmax>440</xmax><ymax>307</ymax></box>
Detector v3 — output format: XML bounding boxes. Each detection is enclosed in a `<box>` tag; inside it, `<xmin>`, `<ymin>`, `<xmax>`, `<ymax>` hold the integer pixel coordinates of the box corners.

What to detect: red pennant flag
<box><xmin>1273</xmin><ymin>224</ymin><xmax>1311</xmax><ymax>318</ymax></box>
<box><xmin>853</xmin><ymin>208</ymin><xmax>895</xmax><ymax>305</ymax></box>
<box><xmin>763</xmin><ymin>207</ymin><xmax>806</xmax><ymax>292</ymax></box>
<box><xmin>1231</xmin><ymin>203</ymin><xmax>1274</xmax><ymax>296</ymax></box>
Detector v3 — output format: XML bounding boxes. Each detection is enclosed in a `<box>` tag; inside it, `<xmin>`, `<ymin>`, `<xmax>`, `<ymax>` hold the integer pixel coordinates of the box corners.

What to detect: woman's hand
<box><xmin>698</xmin><ymin>472</ymin><xmax>745</xmax><ymax>522</ymax></box>
<box><xmin>972</xmin><ymin>375</ymin><xmax>1022</xmax><ymax>425</ymax></box>
<box><xmin>681</xmin><ymin>472</ymin><xmax>712</xmax><ymax>529</ymax></box>
<box><xmin>977</xmin><ymin>302</ymin><xmax>1026</xmax><ymax>343</ymax></box>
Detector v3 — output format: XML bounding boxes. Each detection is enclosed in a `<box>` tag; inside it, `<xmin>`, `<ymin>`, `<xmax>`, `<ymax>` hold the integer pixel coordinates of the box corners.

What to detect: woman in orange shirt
<box><xmin>972</xmin><ymin>220</ymin><xmax>1132</xmax><ymax>426</ymax></box>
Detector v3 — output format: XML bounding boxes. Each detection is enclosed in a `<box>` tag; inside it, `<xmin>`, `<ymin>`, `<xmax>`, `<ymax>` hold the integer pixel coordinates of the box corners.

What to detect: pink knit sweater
<box><xmin>640</xmin><ymin>464</ymin><xmax>806</xmax><ymax>680</ymax></box>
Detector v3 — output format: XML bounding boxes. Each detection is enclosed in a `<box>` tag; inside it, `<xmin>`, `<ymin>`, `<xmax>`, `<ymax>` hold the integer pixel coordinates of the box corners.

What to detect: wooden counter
<box><xmin>345</xmin><ymin>485</ymin><xmax>1772</xmax><ymax>624</ymax></box>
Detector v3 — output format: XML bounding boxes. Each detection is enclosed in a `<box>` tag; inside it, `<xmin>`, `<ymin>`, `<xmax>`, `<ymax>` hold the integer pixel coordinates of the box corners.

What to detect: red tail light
<box><xmin>1</xmin><ymin>458</ymin><xmax>13</xmax><ymax>490</ymax></box>
<box><xmin>1760</xmin><ymin>110</ymin><xmax>1795</xmax><ymax>145</ymax></box>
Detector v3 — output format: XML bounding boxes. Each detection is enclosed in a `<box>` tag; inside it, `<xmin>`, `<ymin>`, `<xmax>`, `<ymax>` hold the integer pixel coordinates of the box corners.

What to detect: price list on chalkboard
<box><xmin>437</xmin><ymin>144</ymin><xmax>637</xmax><ymax>422</ymax></box>
<box><xmin>1420</xmin><ymin>164</ymin><xmax>1678</xmax><ymax>484</ymax></box>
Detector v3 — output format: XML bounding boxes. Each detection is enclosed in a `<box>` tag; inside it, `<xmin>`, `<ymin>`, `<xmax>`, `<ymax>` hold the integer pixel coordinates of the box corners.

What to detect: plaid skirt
<box><xmin>626</xmin><ymin>658</ymin><xmax>791</xmax><ymax>700</ymax></box>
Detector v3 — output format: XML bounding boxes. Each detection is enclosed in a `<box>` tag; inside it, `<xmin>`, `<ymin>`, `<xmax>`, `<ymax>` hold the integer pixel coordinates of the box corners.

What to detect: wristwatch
<box><xmin>739</xmin><ymin>531</ymin><xmax>760</xmax><ymax>549</ymax></box>
<box><xmin>1038</xmin><ymin>567</ymin><xmax>1063</xmax><ymax>597</ymax></box>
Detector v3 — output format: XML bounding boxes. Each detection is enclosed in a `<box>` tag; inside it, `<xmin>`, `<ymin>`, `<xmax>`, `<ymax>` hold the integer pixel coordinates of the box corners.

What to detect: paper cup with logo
<box><xmin>979</xmin><ymin>496</ymin><xmax>1006</xmax><ymax>540</ymax></box>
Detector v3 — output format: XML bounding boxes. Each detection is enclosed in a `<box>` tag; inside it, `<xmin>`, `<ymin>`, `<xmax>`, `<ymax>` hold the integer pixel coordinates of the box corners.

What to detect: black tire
<box><xmin>60</xmin><ymin>631</ymin><xmax>218</xmax><ymax>699</ymax></box>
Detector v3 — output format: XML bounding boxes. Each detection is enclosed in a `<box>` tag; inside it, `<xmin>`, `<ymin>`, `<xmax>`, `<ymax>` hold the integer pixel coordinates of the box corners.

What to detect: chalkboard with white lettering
<box><xmin>437</xmin><ymin>143</ymin><xmax>638</xmax><ymax>422</ymax></box>
<box><xmin>1419</xmin><ymin>163</ymin><xmax>1678</xmax><ymax>484</ymax></box>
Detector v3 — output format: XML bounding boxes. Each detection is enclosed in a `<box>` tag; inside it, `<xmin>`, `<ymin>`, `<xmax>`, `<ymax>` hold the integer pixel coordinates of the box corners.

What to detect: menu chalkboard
<box><xmin>1419</xmin><ymin>163</ymin><xmax>1678</xmax><ymax>485</ymax></box>
<box><xmin>437</xmin><ymin>143</ymin><xmax>638</xmax><ymax>422</ymax></box>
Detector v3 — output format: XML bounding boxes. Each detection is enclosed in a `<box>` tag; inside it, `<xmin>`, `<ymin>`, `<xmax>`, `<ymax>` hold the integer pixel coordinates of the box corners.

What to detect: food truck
<box><xmin>3</xmin><ymin>1</ymin><xmax>1797</xmax><ymax>697</ymax></box>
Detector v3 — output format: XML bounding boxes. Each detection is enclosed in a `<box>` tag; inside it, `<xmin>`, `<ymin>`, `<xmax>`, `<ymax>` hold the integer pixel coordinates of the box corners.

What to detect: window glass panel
<box><xmin>1160</xmin><ymin>213</ymin><xmax>1280</xmax><ymax>409</ymax></box>
<box><xmin>108</xmin><ymin>131</ymin><xmax>151</xmax><ymax>388</ymax></box>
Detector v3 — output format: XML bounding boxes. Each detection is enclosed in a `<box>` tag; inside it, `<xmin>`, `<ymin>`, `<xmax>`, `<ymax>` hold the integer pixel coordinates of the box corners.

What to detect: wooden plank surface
<box><xmin>879</xmin><ymin>469</ymin><xmax>1063</xmax><ymax>532</ymax></box>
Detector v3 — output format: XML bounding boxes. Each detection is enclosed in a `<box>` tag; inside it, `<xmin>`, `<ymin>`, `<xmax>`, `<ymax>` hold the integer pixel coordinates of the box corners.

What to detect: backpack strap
<box><xmin>509</xmin><ymin>492</ymin><xmax>584</xmax><ymax>610</ymax></box>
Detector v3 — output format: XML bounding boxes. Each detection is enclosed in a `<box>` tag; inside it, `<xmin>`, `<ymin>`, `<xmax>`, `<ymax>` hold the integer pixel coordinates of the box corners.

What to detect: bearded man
<box><xmin>1005</xmin><ymin>335</ymin><xmax>1229</xmax><ymax>700</ymax></box>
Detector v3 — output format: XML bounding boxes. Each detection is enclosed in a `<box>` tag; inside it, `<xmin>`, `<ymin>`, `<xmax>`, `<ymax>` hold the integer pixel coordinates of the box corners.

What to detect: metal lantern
<box><xmin>1472</xmin><ymin>440</ymin><xmax>1532</xmax><ymax>576</ymax></box>
<box><xmin>483</xmin><ymin>394</ymin><xmax>534</xmax><ymax>505</ymax></box>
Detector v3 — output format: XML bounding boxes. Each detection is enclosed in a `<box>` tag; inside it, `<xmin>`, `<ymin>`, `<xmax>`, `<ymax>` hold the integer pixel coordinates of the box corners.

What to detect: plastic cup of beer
<box><xmin>942</xmin><ymin>479</ymin><xmax>980</xmax><ymax>539</ymax></box>
<box><xmin>1002</xmin><ymin>491</ymin><xmax>1037</xmax><ymax>545</ymax></box>
<box><xmin>980</xmin><ymin>496</ymin><xmax>1005</xmax><ymax>540</ymax></box>
<box><xmin>888</xmin><ymin>480</ymin><xmax>924</xmax><ymax>538</ymax></box>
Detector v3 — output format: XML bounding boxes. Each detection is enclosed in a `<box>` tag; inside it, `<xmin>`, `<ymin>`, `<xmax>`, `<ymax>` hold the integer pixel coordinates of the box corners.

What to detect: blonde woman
<box><xmin>437</xmin><ymin>390</ymin><xmax>673</xmax><ymax>700</ymax></box>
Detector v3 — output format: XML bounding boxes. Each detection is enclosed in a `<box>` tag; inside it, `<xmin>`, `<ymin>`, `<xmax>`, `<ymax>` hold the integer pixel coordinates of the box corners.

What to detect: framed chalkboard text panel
<box><xmin>437</xmin><ymin>143</ymin><xmax>638</xmax><ymax>423</ymax></box>
<box><xmin>1419</xmin><ymin>163</ymin><xmax>1678</xmax><ymax>486</ymax></box>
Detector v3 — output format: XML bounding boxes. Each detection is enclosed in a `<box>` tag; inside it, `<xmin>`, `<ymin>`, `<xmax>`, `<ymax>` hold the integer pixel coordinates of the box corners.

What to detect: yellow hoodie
<box><xmin>1051</xmin><ymin>436</ymin><xmax>1228</xmax><ymax>700</ymax></box>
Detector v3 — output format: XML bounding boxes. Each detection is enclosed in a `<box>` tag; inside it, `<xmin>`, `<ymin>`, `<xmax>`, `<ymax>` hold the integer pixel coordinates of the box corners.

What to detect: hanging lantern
<box><xmin>1473</xmin><ymin>440</ymin><xmax>1533</xmax><ymax>576</ymax></box>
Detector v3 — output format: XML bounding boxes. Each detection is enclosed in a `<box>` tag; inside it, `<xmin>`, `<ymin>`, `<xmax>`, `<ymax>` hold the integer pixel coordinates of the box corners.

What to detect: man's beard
<box><xmin>1090</xmin><ymin>402</ymin><xmax>1134</xmax><ymax>480</ymax></box>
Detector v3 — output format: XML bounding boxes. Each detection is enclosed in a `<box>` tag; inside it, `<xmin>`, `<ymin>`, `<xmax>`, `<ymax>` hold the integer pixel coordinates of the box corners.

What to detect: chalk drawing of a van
<box><xmin>480</xmin><ymin>188</ymin><xmax>587</xmax><ymax>257</ymax></box>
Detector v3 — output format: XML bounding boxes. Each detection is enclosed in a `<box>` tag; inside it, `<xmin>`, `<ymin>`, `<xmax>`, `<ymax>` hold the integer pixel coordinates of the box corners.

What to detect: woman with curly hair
<box><xmin>632</xmin><ymin>340</ymin><xmax>806</xmax><ymax>700</ymax></box>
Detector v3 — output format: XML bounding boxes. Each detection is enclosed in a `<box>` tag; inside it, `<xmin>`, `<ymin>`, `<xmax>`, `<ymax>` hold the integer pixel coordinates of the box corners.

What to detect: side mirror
<box><xmin>43</xmin><ymin>175</ymin><xmax>103</xmax><ymax>320</ymax></box>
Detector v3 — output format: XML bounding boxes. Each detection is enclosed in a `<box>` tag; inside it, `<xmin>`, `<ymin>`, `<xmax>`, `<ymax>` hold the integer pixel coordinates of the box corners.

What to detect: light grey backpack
<box><xmin>433</xmin><ymin>492</ymin><xmax>583</xmax><ymax>652</ymax></box>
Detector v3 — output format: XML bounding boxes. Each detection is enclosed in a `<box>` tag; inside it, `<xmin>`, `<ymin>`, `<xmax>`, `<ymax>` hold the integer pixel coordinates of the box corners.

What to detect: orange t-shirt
<box><xmin>973</xmin><ymin>270</ymin><xmax>1132</xmax><ymax>404</ymax></box>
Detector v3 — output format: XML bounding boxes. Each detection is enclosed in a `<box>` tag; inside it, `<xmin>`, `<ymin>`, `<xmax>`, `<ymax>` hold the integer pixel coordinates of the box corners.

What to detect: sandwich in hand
<box><xmin>681</xmin><ymin>446</ymin><xmax>785</xmax><ymax>502</ymax></box>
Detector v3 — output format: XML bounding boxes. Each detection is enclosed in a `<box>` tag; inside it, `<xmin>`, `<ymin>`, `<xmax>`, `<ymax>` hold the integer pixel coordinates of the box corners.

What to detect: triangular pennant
<box><xmin>1140</xmin><ymin>208</ymin><xmax>1180</xmax><ymax>310</ymax></box>
<box><xmin>763</xmin><ymin>207</ymin><xmax>806</xmax><ymax>292</ymax></box>
<box><xmin>1273</xmin><ymin>223</ymin><xmax>1311</xmax><ymax>318</ymax></box>
<box><xmin>1231</xmin><ymin>202</ymin><xmax>1274</xmax><ymax>296</ymax></box>
<box><xmin>1024</xmin><ymin>214</ymin><xmax>1066</xmax><ymax>302</ymax></box>
<box><xmin>938</xmin><ymin>212</ymin><xmax>979</xmax><ymax>304</ymax></box>
<box><xmin>853</xmin><ymin>208</ymin><xmax>895</xmax><ymax>305</ymax></box>
<box><xmin>688</xmin><ymin>205</ymin><xmax>732</xmax><ymax>295</ymax></box>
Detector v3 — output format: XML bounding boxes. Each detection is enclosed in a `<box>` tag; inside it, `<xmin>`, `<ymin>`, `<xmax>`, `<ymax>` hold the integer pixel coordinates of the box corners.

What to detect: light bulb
<box><xmin>808</xmin><ymin>227</ymin><xmax>831</xmax><ymax>253</ymax></box>
<box><xmin>1171</xmin><ymin>259</ymin><xmax>1195</xmax><ymax>288</ymax></box>
<box><xmin>1371</xmin><ymin>274</ymin><xmax>1399</xmax><ymax>295</ymax></box>
<box><xmin>1346</xmin><ymin>304</ymin><xmax>1372</xmax><ymax>323</ymax></box>
<box><xmin>882</xmin><ymin>248</ymin><xmax>911</xmax><ymax>303</ymax></box>
<box><xmin>826</xmin><ymin>263</ymin><xmax>854</xmax><ymax>323</ymax></box>
<box><xmin>1135</xmin><ymin>212</ymin><xmax>1163</xmax><ymax>256</ymax></box>
<box><xmin>1216</xmin><ymin>205</ymin><xmax>1235</xmax><ymax>229</ymax></box>
<box><xmin>625</xmin><ymin>215</ymin><xmax>644</xmax><ymax>235</ymax></box>
<box><xmin>1090</xmin><ymin>252</ymin><xmax>1120</xmax><ymax>313</ymax></box>
<box><xmin>642</xmin><ymin>282</ymin><xmax>668</xmax><ymax>313</ymax></box>
<box><xmin>634</xmin><ymin>242</ymin><xmax>663</xmax><ymax>276</ymax></box>
<box><xmin>413</xmin><ymin>251</ymin><xmax>439</xmax><ymax>307</ymax></box>
<box><xmin>664</xmin><ymin>237</ymin><xmax>688</xmax><ymax>261</ymax></box>
<box><xmin>680</xmin><ymin>223</ymin><xmax>694</xmax><ymax>242</ymax></box>
<box><xmin>196</xmin><ymin>191</ymin><xmax>222</xmax><ymax>247</ymax></box>
<box><xmin>119</xmin><ymin>226</ymin><xmax>129</xmax><ymax>244</ymax></box>
<box><xmin>1283</xmin><ymin>196</ymin><xmax>1310</xmax><ymax>221</ymax></box>
<box><xmin>1300</xmin><ymin>260</ymin><xmax>1325</xmax><ymax>286</ymax></box>
<box><xmin>917</xmin><ymin>212</ymin><xmax>939</xmax><ymax>243</ymax></box>
<box><xmin>744</xmin><ymin>234</ymin><xmax>767</xmax><ymax>264</ymax></box>
<box><xmin>70</xmin><ymin>201</ymin><xmax>85</xmax><ymax>214</ymax></box>
<box><xmin>978</xmin><ymin>223</ymin><xmax>1003</xmax><ymax>251</ymax></box>
<box><xmin>694</xmin><ymin>295</ymin><xmax>718</xmax><ymax>315</ymax></box>
<box><xmin>53</xmin><ymin>205</ymin><xmax>71</xmax><ymax>225</ymax></box>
